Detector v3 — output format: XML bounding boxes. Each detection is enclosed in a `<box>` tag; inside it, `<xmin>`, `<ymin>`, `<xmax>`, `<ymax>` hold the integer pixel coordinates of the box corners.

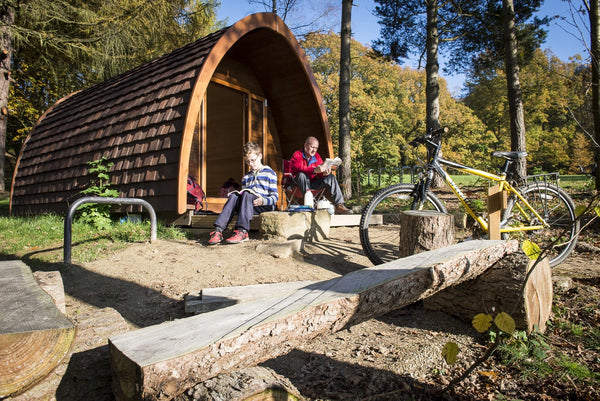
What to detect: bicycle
<box><xmin>359</xmin><ymin>127</ymin><xmax>579</xmax><ymax>267</ymax></box>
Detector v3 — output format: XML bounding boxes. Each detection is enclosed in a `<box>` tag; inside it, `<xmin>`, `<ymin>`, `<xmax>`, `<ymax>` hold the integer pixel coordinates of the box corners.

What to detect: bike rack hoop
<box><xmin>64</xmin><ymin>196</ymin><xmax>157</xmax><ymax>264</ymax></box>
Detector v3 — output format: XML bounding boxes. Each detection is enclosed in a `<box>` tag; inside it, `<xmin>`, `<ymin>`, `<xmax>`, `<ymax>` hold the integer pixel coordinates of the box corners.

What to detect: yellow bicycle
<box><xmin>359</xmin><ymin>127</ymin><xmax>579</xmax><ymax>267</ymax></box>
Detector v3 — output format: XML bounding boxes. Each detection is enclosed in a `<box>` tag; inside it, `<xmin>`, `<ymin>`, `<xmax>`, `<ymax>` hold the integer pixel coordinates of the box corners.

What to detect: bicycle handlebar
<box><xmin>409</xmin><ymin>127</ymin><xmax>448</xmax><ymax>147</ymax></box>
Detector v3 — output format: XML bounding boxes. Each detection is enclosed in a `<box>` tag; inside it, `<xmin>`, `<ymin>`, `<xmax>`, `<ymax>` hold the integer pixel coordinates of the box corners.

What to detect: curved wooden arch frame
<box><xmin>177</xmin><ymin>13</ymin><xmax>331</xmax><ymax>214</ymax></box>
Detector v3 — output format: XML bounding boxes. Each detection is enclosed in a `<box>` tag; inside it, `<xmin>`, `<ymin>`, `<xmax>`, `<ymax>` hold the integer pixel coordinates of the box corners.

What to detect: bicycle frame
<box><xmin>416</xmin><ymin>153</ymin><xmax>549</xmax><ymax>234</ymax></box>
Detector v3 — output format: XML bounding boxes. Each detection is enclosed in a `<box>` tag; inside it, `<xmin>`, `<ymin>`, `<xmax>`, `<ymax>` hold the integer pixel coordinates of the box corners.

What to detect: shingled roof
<box><xmin>10</xmin><ymin>13</ymin><xmax>331</xmax><ymax>216</ymax></box>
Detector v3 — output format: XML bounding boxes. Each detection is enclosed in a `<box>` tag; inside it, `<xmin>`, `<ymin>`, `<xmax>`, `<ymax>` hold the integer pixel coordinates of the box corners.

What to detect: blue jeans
<box><xmin>214</xmin><ymin>191</ymin><xmax>274</xmax><ymax>232</ymax></box>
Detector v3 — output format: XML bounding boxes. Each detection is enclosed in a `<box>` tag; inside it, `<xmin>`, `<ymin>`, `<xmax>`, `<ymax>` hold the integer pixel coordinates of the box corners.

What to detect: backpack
<box><xmin>187</xmin><ymin>175</ymin><xmax>206</xmax><ymax>213</ymax></box>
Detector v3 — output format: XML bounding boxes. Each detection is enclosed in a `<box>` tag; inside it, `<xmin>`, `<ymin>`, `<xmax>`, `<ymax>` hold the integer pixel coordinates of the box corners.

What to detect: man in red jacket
<box><xmin>289</xmin><ymin>136</ymin><xmax>352</xmax><ymax>214</ymax></box>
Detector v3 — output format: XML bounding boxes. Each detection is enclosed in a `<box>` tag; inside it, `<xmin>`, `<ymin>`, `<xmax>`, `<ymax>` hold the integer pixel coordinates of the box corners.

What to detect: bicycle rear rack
<box><xmin>525</xmin><ymin>172</ymin><xmax>560</xmax><ymax>188</ymax></box>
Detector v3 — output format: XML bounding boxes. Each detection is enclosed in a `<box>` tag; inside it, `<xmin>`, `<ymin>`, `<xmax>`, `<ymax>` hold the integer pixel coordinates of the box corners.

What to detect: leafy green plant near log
<box><xmin>441</xmin><ymin>195</ymin><xmax>600</xmax><ymax>395</ymax></box>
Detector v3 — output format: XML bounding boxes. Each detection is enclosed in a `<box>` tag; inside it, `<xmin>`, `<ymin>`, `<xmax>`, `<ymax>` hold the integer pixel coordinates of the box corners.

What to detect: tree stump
<box><xmin>423</xmin><ymin>252</ymin><xmax>553</xmax><ymax>333</ymax></box>
<box><xmin>399</xmin><ymin>210</ymin><xmax>455</xmax><ymax>258</ymax></box>
<box><xmin>0</xmin><ymin>261</ymin><xmax>75</xmax><ymax>397</ymax></box>
<box><xmin>180</xmin><ymin>366</ymin><xmax>301</xmax><ymax>401</ymax></box>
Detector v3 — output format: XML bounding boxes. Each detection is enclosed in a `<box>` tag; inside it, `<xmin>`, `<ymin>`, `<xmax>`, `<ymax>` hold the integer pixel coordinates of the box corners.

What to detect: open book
<box><xmin>322</xmin><ymin>157</ymin><xmax>342</xmax><ymax>170</ymax></box>
<box><xmin>227</xmin><ymin>188</ymin><xmax>260</xmax><ymax>197</ymax></box>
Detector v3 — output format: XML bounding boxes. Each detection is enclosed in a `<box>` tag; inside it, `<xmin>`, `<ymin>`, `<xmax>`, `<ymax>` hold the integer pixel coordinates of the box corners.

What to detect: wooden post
<box><xmin>399</xmin><ymin>210</ymin><xmax>454</xmax><ymax>258</ymax></box>
<box><xmin>487</xmin><ymin>185</ymin><xmax>507</xmax><ymax>240</ymax></box>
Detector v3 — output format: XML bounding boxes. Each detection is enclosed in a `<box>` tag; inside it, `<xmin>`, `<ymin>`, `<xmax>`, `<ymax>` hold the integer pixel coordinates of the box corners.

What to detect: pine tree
<box><xmin>0</xmin><ymin>0</ymin><xmax>222</xmax><ymax>192</ymax></box>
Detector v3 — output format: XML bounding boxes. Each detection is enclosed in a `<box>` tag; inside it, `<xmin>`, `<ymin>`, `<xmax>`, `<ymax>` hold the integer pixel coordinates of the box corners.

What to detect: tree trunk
<box><xmin>425</xmin><ymin>0</ymin><xmax>440</xmax><ymax>133</ymax></box>
<box><xmin>398</xmin><ymin>210</ymin><xmax>454</xmax><ymax>258</ymax></box>
<box><xmin>589</xmin><ymin>0</ymin><xmax>600</xmax><ymax>190</ymax></box>
<box><xmin>425</xmin><ymin>0</ymin><xmax>444</xmax><ymax>188</ymax></box>
<box><xmin>338</xmin><ymin>0</ymin><xmax>352</xmax><ymax>200</ymax></box>
<box><xmin>0</xmin><ymin>5</ymin><xmax>14</xmax><ymax>193</ymax></box>
<box><xmin>503</xmin><ymin>0</ymin><xmax>527</xmax><ymax>178</ymax></box>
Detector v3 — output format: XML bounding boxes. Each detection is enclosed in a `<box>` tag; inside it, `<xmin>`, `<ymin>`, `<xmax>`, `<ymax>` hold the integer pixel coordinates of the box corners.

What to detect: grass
<box><xmin>559</xmin><ymin>175</ymin><xmax>594</xmax><ymax>191</ymax></box>
<box><xmin>357</xmin><ymin>173</ymin><xmax>593</xmax><ymax>194</ymax></box>
<box><xmin>0</xmin><ymin>211</ymin><xmax>188</xmax><ymax>265</ymax></box>
<box><xmin>0</xmin><ymin>194</ymin><xmax>8</xmax><ymax>216</ymax></box>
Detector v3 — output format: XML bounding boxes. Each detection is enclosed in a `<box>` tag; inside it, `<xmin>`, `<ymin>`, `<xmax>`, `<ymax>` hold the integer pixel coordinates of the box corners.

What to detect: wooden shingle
<box><xmin>10</xmin><ymin>13</ymin><xmax>332</xmax><ymax>217</ymax></box>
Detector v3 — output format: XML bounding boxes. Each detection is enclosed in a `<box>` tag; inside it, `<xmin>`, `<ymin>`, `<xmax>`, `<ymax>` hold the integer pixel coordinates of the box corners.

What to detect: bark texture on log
<box><xmin>109</xmin><ymin>240</ymin><xmax>518</xmax><ymax>401</ymax></box>
<box><xmin>0</xmin><ymin>261</ymin><xmax>75</xmax><ymax>397</ymax></box>
<box><xmin>399</xmin><ymin>210</ymin><xmax>454</xmax><ymax>258</ymax></box>
<box><xmin>33</xmin><ymin>271</ymin><xmax>67</xmax><ymax>314</ymax></box>
<box><xmin>176</xmin><ymin>366</ymin><xmax>301</xmax><ymax>401</ymax></box>
<box><xmin>423</xmin><ymin>252</ymin><xmax>552</xmax><ymax>333</ymax></box>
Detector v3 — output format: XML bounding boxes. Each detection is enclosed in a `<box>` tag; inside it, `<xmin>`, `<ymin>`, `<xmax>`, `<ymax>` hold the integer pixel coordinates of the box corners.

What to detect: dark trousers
<box><xmin>214</xmin><ymin>191</ymin><xmax>274</xmax><ymax>232</ymax></box>
<box><xmin>294</xmin><ymin>172</ymin><xmax>344</xmax><ymax>205</ymax></box>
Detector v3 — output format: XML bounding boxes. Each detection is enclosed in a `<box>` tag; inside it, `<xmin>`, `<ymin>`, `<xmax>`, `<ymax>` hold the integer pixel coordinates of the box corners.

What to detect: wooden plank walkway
<box><xmin>109</xmin><ymin>240</ymin><xmax>518</xmax><ymax>401</ymax></box>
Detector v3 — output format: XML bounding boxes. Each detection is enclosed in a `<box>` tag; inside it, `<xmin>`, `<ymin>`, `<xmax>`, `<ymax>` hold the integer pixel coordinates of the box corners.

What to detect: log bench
<box><xmin>0</xmin><ymin>260</ymin><xmax>76</xmax><ymax>397</ymax></box>
<box><xmin>109</xmin><ymin>240</ymin><xmax>521</xmax><ymax>401</ymax></box>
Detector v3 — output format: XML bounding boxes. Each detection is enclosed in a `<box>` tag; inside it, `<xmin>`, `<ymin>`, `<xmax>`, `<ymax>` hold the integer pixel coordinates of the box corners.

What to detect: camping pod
<box><xmin>10</xmin><ymin>13</ymin><xmax>332</xmax><ymax>219</ymax></box>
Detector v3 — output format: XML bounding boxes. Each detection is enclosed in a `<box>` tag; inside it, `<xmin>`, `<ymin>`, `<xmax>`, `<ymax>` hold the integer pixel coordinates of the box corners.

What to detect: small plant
<box><xmin>77</xmin><ymin>157</ymin><xmax>119</xmax><ymax>230</ymax></box>
<box><xmin>496</xmin><ymin>329</ymin><xmax>553</xmax><ymax>377</ymax></box>
<box><xmin>444</xmin><ymin>311</ymin><xmax>516</xmax><ymax>360</ymax></box>
<box><xmin>441</xmin><ymin>194</ymin><xmax>600</xmax><ymax>396</ymax></box>
<box><xmin>466</xmin><ymin>198</ymin><xmax>486</xmax><ymax>214</ymax></box>
<box><xmin>557</xmin><ymin>355</ymin><xmax>599</xmax><ymax>381</ymax></box>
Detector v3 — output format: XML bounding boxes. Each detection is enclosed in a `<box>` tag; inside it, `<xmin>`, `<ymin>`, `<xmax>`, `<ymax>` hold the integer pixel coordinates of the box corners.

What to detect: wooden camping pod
<box><xmin>10</xmin><ymin>13</ymin><xmax>332</xmax><ymax>216</ymax></box>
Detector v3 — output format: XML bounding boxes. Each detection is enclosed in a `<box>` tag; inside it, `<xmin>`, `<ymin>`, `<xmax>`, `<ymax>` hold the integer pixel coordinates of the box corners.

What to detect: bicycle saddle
<box><xmin>491</xmin><ymin>151</ymin><xmax>527</xmax><ymax>160</ymax></box>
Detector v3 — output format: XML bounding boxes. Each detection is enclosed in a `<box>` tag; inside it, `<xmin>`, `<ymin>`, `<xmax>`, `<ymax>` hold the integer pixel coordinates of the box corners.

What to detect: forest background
<box><xmin>0</xmin><ymin>0</ymin><xmax>595</xmax><ymax>193</ymax></box>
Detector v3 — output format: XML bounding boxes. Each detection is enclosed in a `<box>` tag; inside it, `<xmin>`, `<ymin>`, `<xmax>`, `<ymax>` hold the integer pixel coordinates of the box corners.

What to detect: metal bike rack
<box><xmin>64</xmin><ymin>196</ymin><xmax>157</xmax><ymax>264</ymax></box>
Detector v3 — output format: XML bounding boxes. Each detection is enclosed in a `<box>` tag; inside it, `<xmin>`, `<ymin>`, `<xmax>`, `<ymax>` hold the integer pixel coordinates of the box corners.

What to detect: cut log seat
<box><xmin>109</xmin><ymin>240</ymin><xmax>519</xmax><ymax>401</ymax></box>
<box><xmin>0</xmin><ymin>260</ymin><xmax>76</xmax><ymax>397</ymax></box>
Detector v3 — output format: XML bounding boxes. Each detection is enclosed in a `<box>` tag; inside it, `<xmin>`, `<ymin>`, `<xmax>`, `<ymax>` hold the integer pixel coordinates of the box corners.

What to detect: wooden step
<box><xmin>190</xmin><ymin>212</ymin><xmax>381</xmax><ymax>229</ymax></box>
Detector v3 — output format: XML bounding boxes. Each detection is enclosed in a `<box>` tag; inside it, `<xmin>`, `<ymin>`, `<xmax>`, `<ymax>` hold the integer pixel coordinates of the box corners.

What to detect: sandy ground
<box><xmin>10</xmin><ymin>225</ymin><xmax>600</xmax><ymax>401</ymax></box>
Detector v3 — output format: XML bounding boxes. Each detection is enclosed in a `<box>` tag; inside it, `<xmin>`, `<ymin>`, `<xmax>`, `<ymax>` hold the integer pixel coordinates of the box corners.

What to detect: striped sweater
<box><xmin>240</xmin><ymin>165</ymin><xmax>279</xmax><ymax>206</ymax></box>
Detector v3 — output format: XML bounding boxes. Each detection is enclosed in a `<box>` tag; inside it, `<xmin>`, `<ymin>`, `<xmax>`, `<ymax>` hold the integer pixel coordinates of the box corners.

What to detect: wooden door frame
<box><xmin>198</xmin><ymin>79</ymin><xmax>268</xmax><ymax>212</ymax></box>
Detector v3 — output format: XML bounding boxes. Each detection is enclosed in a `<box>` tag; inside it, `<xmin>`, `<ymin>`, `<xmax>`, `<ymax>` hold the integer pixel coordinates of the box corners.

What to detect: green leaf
<box><xmin>494</xmin><ymin>312</ymin><xmax>515</xmax><ymax>334</ymax></box>
<box><xmin>442</xmin><ymin>342</ymin><xmax>459</xmax><ymax>365</ymax></box>
<box><xmin>522</xmin><ymin>240</ymin><xmax>542</xmax><ymax>260</ymax></box>
<box><xmin>595</xmin><ymin>206</ymin><xmax>600</xmax><ymax>218</ymax></box>
<box><xmin>575</xmin><ymin>205</ymin><xmax>587</xmax><ymax>217</ymax></box>
<box><xmin>472</xmin><ymin>313</ymin><xmax>493</xmax><ymax>333</ymax></box>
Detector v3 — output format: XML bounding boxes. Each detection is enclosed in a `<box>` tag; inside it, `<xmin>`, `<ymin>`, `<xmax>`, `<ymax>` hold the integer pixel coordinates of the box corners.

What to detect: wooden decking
<box><xmin>187</xmin><ymin>212</ymin><xmax>373</xmax><ymax>229</ymax></box>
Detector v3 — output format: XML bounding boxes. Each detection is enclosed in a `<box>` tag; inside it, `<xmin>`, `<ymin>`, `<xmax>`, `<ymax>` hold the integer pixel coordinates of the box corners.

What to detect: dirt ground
<box><xmin>11</xmin><ymin>224</ymin><xmax>600</xmax><ymax>401</ymax></box>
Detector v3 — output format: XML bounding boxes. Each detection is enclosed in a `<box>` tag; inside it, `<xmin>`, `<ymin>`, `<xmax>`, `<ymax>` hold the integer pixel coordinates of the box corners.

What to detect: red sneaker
<box><xmin>225</xmin><ymin>229</ymin><xmax>249</xmax><ymax>244</ymax></box>
<box><xmin>208</xmin><ymin>230</ymin><xmax>223</xmax><ymax>245</ymax></box>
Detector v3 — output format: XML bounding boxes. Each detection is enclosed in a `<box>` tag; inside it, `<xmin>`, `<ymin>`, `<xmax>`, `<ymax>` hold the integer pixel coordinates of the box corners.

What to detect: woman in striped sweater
<box><xmin>208</xmin><ymin>142</ymin><xmax>279</xmax><ymax>245</ymax></box>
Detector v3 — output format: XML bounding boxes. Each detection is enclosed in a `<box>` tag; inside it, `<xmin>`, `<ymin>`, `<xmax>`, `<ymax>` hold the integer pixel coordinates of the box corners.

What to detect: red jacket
<box><xmin>289</xmin><ymin>149</ymin><xmax>324</xmax><ymax>181</ymax></box>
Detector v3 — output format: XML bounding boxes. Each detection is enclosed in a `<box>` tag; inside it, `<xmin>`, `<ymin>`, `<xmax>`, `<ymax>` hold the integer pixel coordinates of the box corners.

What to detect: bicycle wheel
<box><xmin>359</xmin><ymin>184</ymin><xmax>446</xmax><ymax>265</ymax></box>
<box><xmin>503</xmin><ymin>183</ymin><xmax>578</xmax><ymax>267</ymax></box>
